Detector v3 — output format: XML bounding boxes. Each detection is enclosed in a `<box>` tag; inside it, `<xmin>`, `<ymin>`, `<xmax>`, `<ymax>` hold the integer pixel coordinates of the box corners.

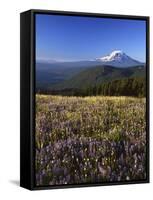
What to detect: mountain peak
<box><xmin>96</xmin><ymin>50</ymin><xmax>142</xmax><ymax>67</ymax></box>
<box><xmin>109</xmin><ymin>50</ymin><xmax>124</xmax><ymax>57</ymax></box>
<box><xmin>97</xmin><ymin>50</ymin><xmax>127</xmax><ymax>61</ymax></box>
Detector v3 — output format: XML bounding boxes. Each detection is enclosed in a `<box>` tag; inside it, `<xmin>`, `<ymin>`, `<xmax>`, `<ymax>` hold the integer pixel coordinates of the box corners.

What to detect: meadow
<box><xmin>35</xmin><ymin>95</ymin><xmax>146</xmax><ymax>186</ymax></box>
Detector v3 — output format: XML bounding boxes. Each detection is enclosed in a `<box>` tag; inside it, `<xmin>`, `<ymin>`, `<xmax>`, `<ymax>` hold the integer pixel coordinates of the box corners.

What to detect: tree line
<box><xmin>37</xmin><ymin>77</ymin><xmax>146</xmax><ymax>97</ymax></box>
<box><xmin>85</xmin><ymin>77</ymin><xmax>146</xmax><ymax>97</ymax></box>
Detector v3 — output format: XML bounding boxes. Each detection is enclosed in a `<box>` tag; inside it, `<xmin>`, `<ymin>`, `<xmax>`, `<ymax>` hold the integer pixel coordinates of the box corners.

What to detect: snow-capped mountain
<box><xmin>96</xmin><ymin>50</ymin><xmax>143</xmax><ymax>67</ymax></box>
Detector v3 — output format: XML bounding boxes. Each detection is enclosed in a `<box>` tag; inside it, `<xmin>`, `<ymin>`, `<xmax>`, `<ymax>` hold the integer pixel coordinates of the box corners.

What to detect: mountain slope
<box><xmin>50</xmin><ymin>65</ymin><xmax>145</xmax><ymax>90</ymax></box>
<box><xmin>96</xmin><ymin>50</ymin><xmax>142</xmax><ymax>67</ymax></box>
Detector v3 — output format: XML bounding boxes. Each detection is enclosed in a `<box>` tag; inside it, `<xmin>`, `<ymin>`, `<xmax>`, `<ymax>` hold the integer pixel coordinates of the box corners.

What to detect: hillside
<box><xmin>50</xmin><ymin>65</ymin><xmax>145</xmax><ymax>90</ymax></box>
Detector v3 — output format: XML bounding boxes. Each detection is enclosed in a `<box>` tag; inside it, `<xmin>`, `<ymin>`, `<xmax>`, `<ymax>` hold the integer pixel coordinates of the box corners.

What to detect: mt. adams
<box><xmin>95</xmin><ymin>50</ymin><xmax>143</xmax><ymax>67</ymax></box>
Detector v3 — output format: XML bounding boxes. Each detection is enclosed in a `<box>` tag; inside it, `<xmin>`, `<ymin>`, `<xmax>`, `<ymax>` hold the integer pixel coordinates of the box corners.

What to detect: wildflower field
<box><xmin>35</xmin><ymin>95</ymin><xmax>146</xmax><ymax>186</ymax></box>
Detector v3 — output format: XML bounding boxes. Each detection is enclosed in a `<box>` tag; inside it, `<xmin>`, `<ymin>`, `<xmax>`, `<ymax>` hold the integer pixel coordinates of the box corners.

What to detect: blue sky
<box><xmin>36</xmin><ymin>14</ymin><xmax>146</xmax><ymax>62</ymax></box>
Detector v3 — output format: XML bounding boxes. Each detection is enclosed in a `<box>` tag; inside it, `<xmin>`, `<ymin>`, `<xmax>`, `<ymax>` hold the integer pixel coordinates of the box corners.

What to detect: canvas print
<box><xmin>35</xmin><ymin>14</ymin><xmax>147</xmax><ymax>186</ymax></box>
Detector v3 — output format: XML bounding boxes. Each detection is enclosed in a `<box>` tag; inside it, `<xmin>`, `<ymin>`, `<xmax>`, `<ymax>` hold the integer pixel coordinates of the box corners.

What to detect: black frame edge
<box><xmin>20</xmin><ymin>10</ymin><xmax>33</xmax><ymax>190</ymax></box>
<box><xmin>146</xmin><ymin>16</ymin><xmax>150</xmax><ymax>184</ymax></box>
<box><xmin>26</xmin><ymin>9</ymin><xmax>150</xmax><ymax>19</ymax></box>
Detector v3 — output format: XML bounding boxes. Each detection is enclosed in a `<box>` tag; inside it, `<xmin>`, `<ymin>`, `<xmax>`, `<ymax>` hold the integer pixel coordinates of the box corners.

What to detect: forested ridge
<box><xmin>37</xmin><ymin>77</ymin><xmax>145</xmax><ymax>97</ymax></box>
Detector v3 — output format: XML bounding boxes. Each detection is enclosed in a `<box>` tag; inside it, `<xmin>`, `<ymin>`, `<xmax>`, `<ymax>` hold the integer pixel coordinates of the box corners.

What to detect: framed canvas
<box><xmin>20</xmin><ymin>9</ymin><xmax>149</xmax><ymax>190</ymax></box>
